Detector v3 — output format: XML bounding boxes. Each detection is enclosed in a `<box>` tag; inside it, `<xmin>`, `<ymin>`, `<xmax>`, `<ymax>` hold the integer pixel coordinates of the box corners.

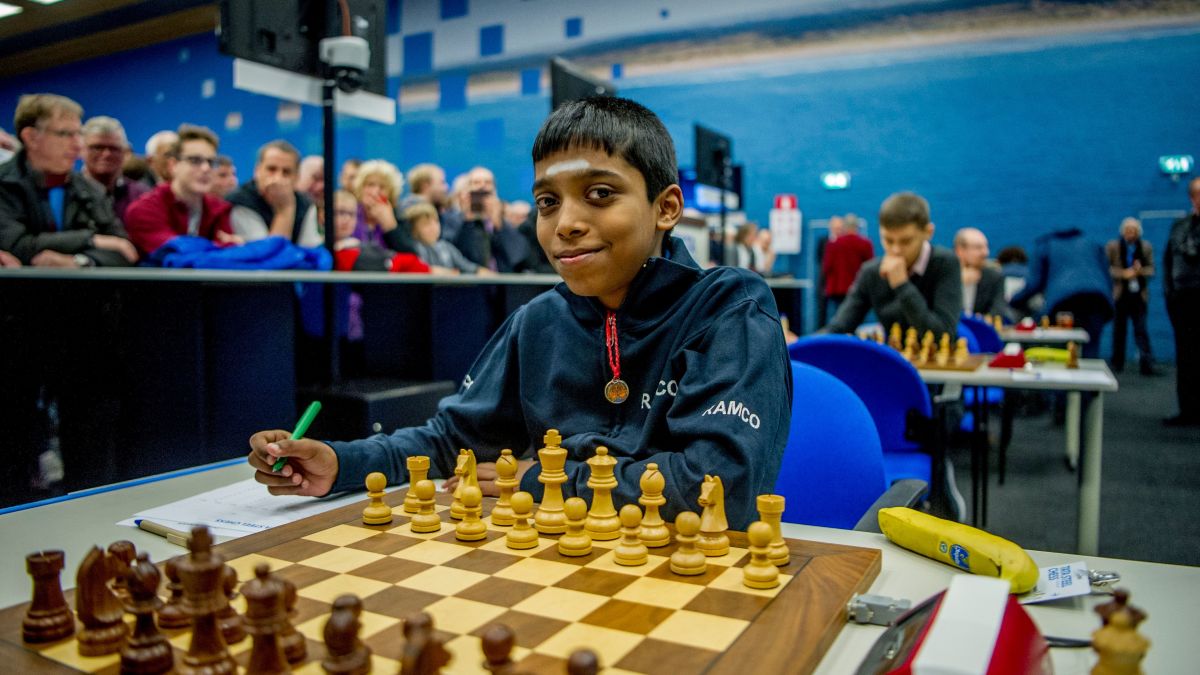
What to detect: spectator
<box><xmin>441</xmin><ymin>172</ymin><xmax>471</xmax><ymax>242</ymax></box>
<box><xmin>1105</xmin><ymin>217</ymin><xmax>1156</xmax><ymax>375</ymax></box>
<box><xmin>449</xmin><ymin>166</ymin><xmax>504</xmax><ymax>269</ymax></box>
<box><xmin>822</xmin><ymin>192</ymin><xmax>961</xmax><ymax>337</ymax></box>
<box><xmin>403</xmin><ymin>162</ymin><xmax>449</xmax><ymax>211</ymax></box>
<box><xmin>81</xmin><ymin>116</ymin><xmax>149</xmax><ymax>224</ymax></box>
<box><xmin>997</xmin><ymin>245</ymin><xmax>1030</xmax><ymax>303</ymax></box>
<box><xmin>408</xmin><ymin>201</ymin><xmax>494</xmax><ymax>276</ymax></box>
<box><xmin>124</xmin><ymin>124</ymin><xmax>241</xmax><ymax>257</ymax></box>
<box><xmin>0</xmin><ymin>127</ymin><xmax>17</xmax><ymax>163</ymax></box>
<box><xmin>1162</xmin><ymin>176</ymin><xmax>1200</xmax><ymax>426</ymax></box>
<box><xmin>733</xmin><ymin>222</ymin><xmax>759</xmax><ymax>271</ymax></box>
<box><xmin>296</xmin><ymin>155</ymin><xmax>325</xmax><ymax>224</ymax></box>
<box><xmin>339</xmin><ymin>158</ymin><xmax>361</xmax><ymax>193</ymax></box>
<box><xmin>492</xmin><ymin>200</ymin><xmax>534</xmax><ymax>273</ymax></box>
<box><xmin>954</xmin><ymin>227</ymin><xmax>1009</xmax><ymax>319</ymax></box>
<box><xmin>351</xmin><ymin>159</ymin><xmax>415</xmax><ymax>254</ymax></box>
<box><xmin>815</xmin><ymin>215</ymin><xmax>845</xmax><ymax>325</ymax></box>
<box><xmin>822</xmin><ymin>214</ymin><xmax>874</xmax><ymax>316</ymax></box>
<box><xmin>210</xmin><ymin>155</ymin><xmax>238</xmax><ymax>197</ymax></box>
<box><xmin>1011</xmin><ymin>227</ymin><xmax>1113</xmax><ymax>359</ymax></box>
<box><xmin>332</xmin><ymin>189</ymin><xmax>427</xmax><ymax>274</ymax></box>
<box><xmin>122</xmin><ymin>153</ymin><xmax>152</xmax><ymax>185</ymax></box>
<box><xmin>143</xmin><ymin>129</ymin><xmax>178</xmax><ymax>185</ymax></box>
<box><xmin>753</xmin><ymin>228</ymin><xmax>777</xmax><ymax>277</ymax></box>
<box><xmin>227</xmin><ymin>140</ymin><xmax>322</xmax><ymax>247</ymax></box>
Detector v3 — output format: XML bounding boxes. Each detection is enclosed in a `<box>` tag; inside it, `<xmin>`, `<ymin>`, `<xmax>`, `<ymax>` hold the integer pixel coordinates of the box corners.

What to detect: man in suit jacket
<box><xmin>822</xmin><ymin>192</ymin><xmax>961</xmax><ymax>337</ymax></box>
<box><xmin>1106</xmin><ymin>217</ymin><xmax>1156</xmax><ymax>374</ymax></box>
<box><xmin>955</xmin><ymin>227</ymin><xmax>1010</xmax><ymax>320</ymax></box>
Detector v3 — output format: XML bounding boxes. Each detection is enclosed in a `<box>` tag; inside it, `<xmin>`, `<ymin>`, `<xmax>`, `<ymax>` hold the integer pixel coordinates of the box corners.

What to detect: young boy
<box><xmin>407</xmin><ymin>202</ymin><xmax>496</xmax><ymax>276</ymax></box>
<box><xmin>331</xmin><ymin>189</ymin><xmax>427</xmax><ymax>273</ymax></box>
<box><xmin>822</xmin><ymin>192</ymin><xmax>962</xmax><ymax>337</ymax></box>
<box><xmin>247</xmin><ymin>97</ymin><xmax>792</xmax><ymax>528</ymax></box>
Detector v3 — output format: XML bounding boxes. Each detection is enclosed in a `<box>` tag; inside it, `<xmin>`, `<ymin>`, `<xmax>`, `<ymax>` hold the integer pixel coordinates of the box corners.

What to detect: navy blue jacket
<box><xmin>329</xmin><ymin>237</ymin><xmax>793</xmax><ymax>529</ymax></box>
<box><xmin>1011</xmin><ymin>227</ymin><xmax>1114</xmax><ymax>320</ymax></box>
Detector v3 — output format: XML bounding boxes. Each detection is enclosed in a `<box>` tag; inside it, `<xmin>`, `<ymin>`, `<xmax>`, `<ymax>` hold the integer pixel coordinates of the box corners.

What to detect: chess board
<box><xmin>0</xmin><ymin>489</ymin><xmax>881</xmax><ymax>675</ymax></box>
<box><xmin>913</xmin><ymin>353</ymin><xmax>988</xmax><ymax>372</ymax></box>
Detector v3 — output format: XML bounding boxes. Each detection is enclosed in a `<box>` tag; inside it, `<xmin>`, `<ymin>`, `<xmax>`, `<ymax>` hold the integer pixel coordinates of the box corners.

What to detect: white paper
<box><xmin>1011</xmin><ymin>370</ymin><xmax>1113</xmax><ymax>385</ymax></box>
<box><xmin>1020</xmin><ymin>561</ymin><xmax>1092</xmax><ymax>604</ymax></box>
<box><xmin>121</xmin><ymin>479</ymin><xmax>401</xmax><ymax>540</ymax></box>
<box><xmin>770</xmin><ymin>208</ymin><xmax>802</xmax><ymax>254</ymax></box>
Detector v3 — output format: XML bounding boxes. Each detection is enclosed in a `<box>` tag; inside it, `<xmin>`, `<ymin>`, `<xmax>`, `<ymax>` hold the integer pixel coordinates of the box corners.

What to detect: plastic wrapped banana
<box><xmin>878</xmin><ymin>507</ymin><xmax>1039</xmax><ymax>594</ymax></box>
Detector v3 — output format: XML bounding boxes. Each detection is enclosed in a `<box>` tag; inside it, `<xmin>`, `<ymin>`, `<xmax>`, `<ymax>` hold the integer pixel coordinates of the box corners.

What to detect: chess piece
<box><xmin>506</xmin><ymin>491</ymin><xmax>539</xmax><ymax>549</ymax></box>
<box><xmin>1040</xmin><ymin>315</ymin><xmax>1051</xmax><ymax>329</ymax></box>
<box><xmin>451</xmin><ymin>448</ymin><xmax>479</xmax><ymax>520</ymax></box>
<box><xmin>567</xmin><ymin>648</ymin><xmax>600</xmax><ymax>675</ymax></box>
<box><xmin>22</xmin><ymin>550</ymin><xmax>75</xmax><ymax>642</ymax></box>
<box><xmin>697</xmin><ymin>475</ymin><xmax>730</xmax><ymax>557</ymax></box>
<box><xmin>1095</xmin><ymin>589</ymin><xmax>1146</xmax><ymax>628</ymax></box>
<box><xmin>669</xmin><ymin>511</ymin><xmax>707</xmax><ymax>576</ymax></box>
<box><xmin>491</xmin><ymin>449</ymin><xmax>519</xmax><ymax>527</ymax></box>
<box><xmin>535</xmin><ymin>429</ymin><xmax>568</xmax><ymax>534</ymax></box>
<box><xmin>953</xmin><ymin>337</ymin><xmax>970</xmax><ymax>366</ymax></box>
<box><xmin>904</xmin><ymin>327</ymin><xmax>919</xmax><ymax>360</ymax></box>
<box><xmin>75</xmin><ymin>545</ymin><xmax>128</xmax><ymax>656</ymax></box>
<box><xmin>158</xmin><ymin>557</ymin><xmax>190</xmax><ymax>629</ymax></box>
<box><xmin>1067</xmin><ymin>341</ymin><xmax>1080</xmax><ymax>369</ymax></box>
<box><xmin>558</xmin><ymin>497</ymin><xmax>593</xmax><ymax>557</ymax></box>
<box><xmin>480</xmin><ymin>623</ymin><xmax>516</xmax><ymax>674</ymax></box>
<box><xmin>217</xmin><ymin>564</ymin><xmax>246</xmax><ymax>645</ymax></box>
<box><xmin>1091</xmin><ymin>606</ymin><xmax>1149</xmax><ymax>675</ymax></box>
<box><xmin>410</xmin><ymin>479</ymin><xmax>443</xmax><ymax>534</ymax></box>
<box><xmin>279</xmin><ymin>576</ymin><xmax>306</xmax><ymax>663</ymax></box>
<box><xmin>638</xmin><ymin>463</ymin><xmax>670</xmax><ymax>548</ymax></box>
<box><xmin>936</xmin><ymin>333</ymin><xmax>951</xmax><ymax>366</ymax></box>
<box><xmin>614</xmin><ymin>504</ymin><xmax>649</xmax><ymax>566</ymax></box>
<box><xmin>404</xmin><ymin>456</ymin><xmax>430</xmax><ymax>514</ymax></box>
<box><xmin>742</xmin><ymin>522</ymin><xmax>781</xmax><ymax>589</ymax></box>
<box><xmin>362</xmin><ymin>471</ymin><xmax>392</xmax><ymax>525</ymax></box>
<box><xmin>176</xmin><ymin>526</ymin><xmax>236</xmax><ymax>674</ymax></box>
<box><xmin>755</xmin><ymin>495</ymin><xmax>790</xmax><ymax>567</ymax></box>
<box><xmin>888</xmin><ymin>323</ymin><xmax>903</xmax><ymax>351</ymax></box>
<box><xmin>322</xmin><ymin>594</ymin><xmax>371</xmax><ymax>675</ymax></box>
<box><xmin>584</xmin><ymin>446</ymin><xmax>620</xmax><ymax>541</ymax></box>
<box><xmin>241</xmin><ymin>564</ymin><xmax>288</xmax><ymax>675</ymax></box>
<box><xmin>401</xmin><ymin>611</ymin><xmax>451</xmax><ymax>675</ymax></box>
<box><xmin>920</xmin><ymin>330</ymin><xmax>935</xmax><ymax>365</ymax></box>
<box><xmin>456</xmin><ymin>486</ymin><xmax>488</xmax><ymax>541</ymax></box>
<box><xmin>120</xmin><ymin>552</ymin><xmax>173</xmax><ymax>674</ymax></box>
<box><xmin>107</xmin><ymin>540</ymin><xmax>136</xmax><ymax>601</ymax></box>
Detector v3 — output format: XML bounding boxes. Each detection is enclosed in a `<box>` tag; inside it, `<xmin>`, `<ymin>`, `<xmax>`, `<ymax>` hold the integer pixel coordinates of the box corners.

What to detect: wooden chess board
<box><xmin>0</xmin><ymin>490</ymin><xmax>881</xmax><ymax>674</ymax></box>
<box><xmin>912</xmin><ymin>353</ymin><xmax>988</xmax><ymax>372</ymax></box>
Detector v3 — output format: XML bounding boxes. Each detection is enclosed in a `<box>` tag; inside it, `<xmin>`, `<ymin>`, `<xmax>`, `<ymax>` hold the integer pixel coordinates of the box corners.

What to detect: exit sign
<box><xmin>1159</xmin><ymin>155</ymin><xmax>1194</xmax><ymax>175</ymax></box>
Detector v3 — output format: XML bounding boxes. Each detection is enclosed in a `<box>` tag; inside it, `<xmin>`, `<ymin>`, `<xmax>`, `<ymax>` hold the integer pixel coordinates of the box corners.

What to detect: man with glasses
<box><xmin>81</xmin><ymin>115</ymin><xmax>148</xmax><ymax>225</ymax></box>
<box><xmin>125</xmin><ymin>124</ymin><xmax>242</xmax><ymax>258</ymax></box>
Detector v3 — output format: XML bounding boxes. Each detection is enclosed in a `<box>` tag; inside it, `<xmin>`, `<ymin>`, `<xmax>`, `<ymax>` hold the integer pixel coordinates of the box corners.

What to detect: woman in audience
<box><xmin>350</xmin><ymin>159</ymin><xmax>415</xmax><ymax>253</ymax></box>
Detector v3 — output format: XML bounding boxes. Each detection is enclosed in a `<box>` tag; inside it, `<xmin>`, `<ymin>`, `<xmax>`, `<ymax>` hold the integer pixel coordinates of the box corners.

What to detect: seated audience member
<box><xmin>332</xmin><ymin>189</ymin><xmax>427</xmax><ymax>273</ymax></box>
<box><xmin>822</xmin><ymin>214</ymin><xmax>874</xmax><ymax>315</ymax></box>
<box><xmin>955</xmin><ymin>227</ymin><xmax>1010</xmax><ymax>319</ymax></box>
<box><xmin>402</xmin><ymin>162</ymin><xmax>449</xmax><ymax>211</ymax></box>
<box><xmin>1</xmin><ymin>127</ymin><xmax>19</xmax><ymax>163</ymax></box>
<box><xmin>1011</xmin><ymin>227</ymin><xmax>1113</xmax><ymax>358</ymax></box>
<box><xmin>352</xmin><ymin>159</ymin><xmax>416</xmax><ymax>253</ymax></box>
<box><xmin>449</xmin><ymin>166</ymin><xmax>504</xmax><ymax>269</ymax></box>
<box><xmin>0</xmin><ymin>93</ymin><xmax>137</xmax><ymax>267</ymax></box>
<box><xmin>124</xmin><ymin>125</ymin><xmax>242</xmax><ymax>257</ymax></box>
<box><xmin>822</xmin><ymin>192</ymin><xmax>961</xmax><ymax>336</ymax></box>
<box><xmin>122</xmin><ymin>154</ymin><xmax>153</xmax><ymax>185</ymax></box>
<box><xmin>492</xmin><ymin>199</ymin><xmax>535</xmax><ymax>273</ymax></box>
<box><xmin>81</xmin><ymin>116</ymin><xmax>149</xmax><ymax>224</ymax></box>
<box><xmin>227</xmin><ymin>140</ymin><xmax>322</xmax><ymax>247</ymax></box>
<box><xmin>296</xmin><ymin>155</ymin><xmax>325</xmax><ymax>223</ymax></box>
<box><xmin>143</xmin><ymin>129</ymin><xmax>178</xmax><ymax>185</ymax></box>
<box><xmin>339</xmin><ymin>158</ymin><xmax>361</xmax><ymax>193</ymax></box>
<box><xmin>246</xmin><ymin>96</ymin><xmax>791</xmax><ymax>529</ymax></box>
<box><xmin>1106</xmin><ymin>217</ymin><xmax>1156</xmax><ymax>374</ymax></box>
<box><xmin>408</xmin><ymin>202</ymin><xmax>495</xmax><ymax>276</ymax></box>
<box><xmin>753</xmin><ymin>228</ymin><xmax>777</xmax><ymax>277</ymax></box>
<box><xmin>997</xmin><ymin>245</ymin><xmax>1030</xmax><ymax>303</ymax></box>
<box><xmin>210</xmin><ymin>155</ymin><xmax>238</xmax><ymax>197</ymax></box>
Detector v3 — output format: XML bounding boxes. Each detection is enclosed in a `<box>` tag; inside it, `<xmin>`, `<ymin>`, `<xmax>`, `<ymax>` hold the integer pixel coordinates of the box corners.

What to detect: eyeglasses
<box><xmin>39</xmin><ymin>127</ymin><xmax>83</xmax><ymax>140</ymax></box>
<box><xmin>86</xmin><ymin>144</ymin><xmax>125</xmax><ymax>155</ymax></box>
<box><xmin>179</xmin><ymin>155</ymin><xmax>217</xmax><ymax>168</ymax></box>
<box><xmin>335</xmin><ymin>209</ymin><xmax>358</xmax><ymax>218</ymax></box>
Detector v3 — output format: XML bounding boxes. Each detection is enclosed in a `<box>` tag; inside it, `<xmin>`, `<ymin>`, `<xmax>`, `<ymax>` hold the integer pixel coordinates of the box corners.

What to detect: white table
<box><xmin>1001</xmin><ymin>327</ymin><xmax>1091</xmax><ymax>345</ymax></box>
<box><xmin>919</xmin><ymin>359</ymin><xmax>1118</xmax><ymax>556</ymax></box>
<box><xmin>1</xmin><ymin>459</ymin><xmax>1193</xmax><ymax>674</ymax></box>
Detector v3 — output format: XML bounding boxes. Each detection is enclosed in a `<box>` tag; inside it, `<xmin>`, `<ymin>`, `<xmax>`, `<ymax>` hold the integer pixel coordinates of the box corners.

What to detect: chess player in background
<box><xmin>955</xmin><ymin>226</ymin><xmax>1011</xmax><ymax>320</ymax></box>
<box><xmin>248</xmin><ymin>96</ymin><xmax>792</xmax><ymax>529</ymax></box>
<box><xmin>820</xmin><ymin>192</ymin><xmax>962</xmax><ymax>337</ymax></box>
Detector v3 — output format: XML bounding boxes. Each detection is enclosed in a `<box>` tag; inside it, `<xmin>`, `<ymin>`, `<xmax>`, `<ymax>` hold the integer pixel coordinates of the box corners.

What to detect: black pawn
<box><xmin>481</xmin><ymin>623</ymin><xmax>515</xmax><ymax>674</ymax></box>
<box><xmin>157</xmin><ymin>558</ymin><xmax>189</xmax><ymax>630</ymax></box>
<box><xmin>567</xmin><ymin>648</ymin><xmax>599</xmax><ymax>675</ymax></box>
<box><xmin>120</xmin><ymin>553</ymin><xmax>173</xmax><ymax>674</ymax></box>
<box><xmin>216</xmin><ymin>565</ymin><xmax>245</xmax><ymax>645</ymax></box>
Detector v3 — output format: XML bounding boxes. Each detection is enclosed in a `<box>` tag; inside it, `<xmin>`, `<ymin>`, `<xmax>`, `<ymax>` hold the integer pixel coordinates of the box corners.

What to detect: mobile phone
<box><xmin>470</xmin><ymin>190</ymin><xmax>487</xmax><ymax>214</ymax></box>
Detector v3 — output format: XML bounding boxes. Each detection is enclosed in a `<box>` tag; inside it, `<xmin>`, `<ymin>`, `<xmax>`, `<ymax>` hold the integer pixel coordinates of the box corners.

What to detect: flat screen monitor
<box><xmin>218</xmin><ymin>0</ymin><xmax>387</xmax><ymax>96</ymax></box>
<box><xmin>694</xmin><ymin>124</ymin><xmax>733</xmax><ymax>190</ymax></box>
<box><xmin>550</xmin><ymin>57</ymin><xmax>616</xmax><ymax>110</ymax></box>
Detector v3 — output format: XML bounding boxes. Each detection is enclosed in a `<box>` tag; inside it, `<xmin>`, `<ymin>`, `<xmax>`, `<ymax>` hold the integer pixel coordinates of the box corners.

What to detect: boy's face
<box><xmin>413</xmin><ymin>215</ymin><xmax>441</xmax><ymax>245</ymax></box>
<box><xmin>334</xmin><ymin>197</ymin><xmax>358</xmax><ymax>240</ymax></box>
<box><xmin>882</xmin><ymin>221</ymin><xmax>933</xmax><ymax>268</ymax></box>
<box><xmin>533</xmin><ymin>147</ymin><xmax>681</xmax><ymax>310</ymax></box>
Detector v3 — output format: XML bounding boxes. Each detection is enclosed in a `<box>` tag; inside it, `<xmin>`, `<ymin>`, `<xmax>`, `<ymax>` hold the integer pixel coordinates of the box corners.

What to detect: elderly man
<box><xmin>296</xmin><ymin>155</ymin><xmax>325</xmax><ymax>223</ymax></box>
<box><xmin>143</xmin><ymin>129</ymin><xmax>178</xmax><ymax>185</ymax></box>
<box><xmin>954</xmin><ymin>227</ymin><xmax>1009</xmax><ymax>319</ymax></box>
<box><xmin>446</xmin><ymin>165</ymin><xmax>503</xmax><ymax>269</ymax></box>
<box><xmin>226</xmin><ymin>140</ymin><xmax>322</xmax><ymax>247</ymax></box>
<box><xmin>1105</xmin><ymin>218</ymin><xmax>1156</xmax><ymax>375</ymax></box>
<box><xmin>81</xmin><ymin>115</ymin><xmax>149</xmax><ymax>224</ymax></box>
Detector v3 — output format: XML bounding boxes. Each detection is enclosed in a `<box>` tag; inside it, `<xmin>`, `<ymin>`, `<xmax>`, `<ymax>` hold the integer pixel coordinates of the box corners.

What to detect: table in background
<box><xmin>1000</xmin><ymin>327</ymin><xmax>1091</xmax><ymax>345</ymax></box>
<box><xmin>1</xmin><ymin>459</ymin><xmax>1193</xmax><ymax>674</ymax></box>
<box><xmin>919</xmin><ymin>359</ymin><xmax>1118</xmax><ymax>555</ymax></box>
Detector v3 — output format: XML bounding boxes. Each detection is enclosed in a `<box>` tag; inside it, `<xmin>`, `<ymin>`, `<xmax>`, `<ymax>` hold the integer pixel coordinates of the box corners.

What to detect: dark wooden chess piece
<box><xmin>481</xmin><ymin>623</ymin><xmax>515</xmax><ymax>674</ymax></box>
<box><xmin>217</xmin><ymin>564</ymin><xmax>246</xmax><ymax>645</ymax></box>
<box><xmin>22</xmin><ymin>550</ymin><xmax>75</xmax><ymax>643</ymax></box>
<box><xmin>107</xmin><ymin>540</ymin><xmax>137</xmax><ymax>602</ymax></box>
<box><xmin>322</xmin><ymin>594</ymin><xmax>371</xmax><ymax>675</ymax></box>
<box><xmin>242</xmin><ymin>564</ymin><xmax>289</xmax><ymax>675</ymax></box>
<box><xmin>279</xmin><ymin>576</ymin><xmax>306</xmax><ymax>663</ymax></box>
<box><xmin>120</xmin><ymin>552</ymin><xmax>173</xmax><ymax>674</ymax></box>
<box><xmin>76</xmin><ymin>545</ymin><xmax>129</xmax><ymax>656</ymax></box>
<box><xmin>1095</xmin><ymin>588</ymin><xmax>1147</xmax><ymax>628</ymax></box>
<box><xmin>157</xmin><ymin>557</ymin><xmax>190</xmax><ymax>629</ymax></box>
<box><xmin>567</xmin><ymin>648</ymin><xmax>600</xmax><ymax>675</ymax></box>
<box><xmin>400</xmin><ymin>611</ymin><xmax>450</xmax><ymax>675</ymax></box>
<box><xmin>176</xmin><ymin>527</ymin><xmax>236</xmax><ymax>675</ymax></box>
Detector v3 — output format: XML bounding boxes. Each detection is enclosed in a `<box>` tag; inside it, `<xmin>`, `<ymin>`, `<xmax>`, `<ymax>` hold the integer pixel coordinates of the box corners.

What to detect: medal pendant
<box><xmin>604</xmin><ymin>378</ymin><xmax>629</xmax><ymax>404</ymax></box>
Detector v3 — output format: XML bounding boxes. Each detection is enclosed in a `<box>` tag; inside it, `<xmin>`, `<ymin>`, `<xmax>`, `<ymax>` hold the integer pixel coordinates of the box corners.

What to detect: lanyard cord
<box><xmin>605</xmin><ymin>311</ymin><xmax>621</xmax><ymax>381</ymax></box>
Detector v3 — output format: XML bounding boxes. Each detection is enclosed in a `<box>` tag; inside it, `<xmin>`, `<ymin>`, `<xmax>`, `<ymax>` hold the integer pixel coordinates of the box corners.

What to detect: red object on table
<box><xmin>989</xmin><ymin>351</ymin><xmax>1027</xmax><ymax>368</ymax></box>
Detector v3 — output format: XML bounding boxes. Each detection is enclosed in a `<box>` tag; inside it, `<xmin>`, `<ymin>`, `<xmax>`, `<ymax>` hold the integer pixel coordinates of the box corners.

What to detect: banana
<box><xmin>1024</xmin><ymin>347</ymin><xmax>1070</xmax><ymax>363</ymax></box>
<box><xmin>878</xmin><ymin>507</ymin><xmax>1039</xmax><ymax>594</ymax></box>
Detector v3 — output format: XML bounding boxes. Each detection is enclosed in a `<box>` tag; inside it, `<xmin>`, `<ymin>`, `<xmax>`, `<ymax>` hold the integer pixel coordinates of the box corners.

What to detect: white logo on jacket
<box><xmin>701</xmin><ymin>399</ymin><xmax>761</xmax><ymax>429</ymax></box>
<box><xmin>641</xmin><ymin>379</ymin><xmax>679</xmax><ymax>409</ymax></box>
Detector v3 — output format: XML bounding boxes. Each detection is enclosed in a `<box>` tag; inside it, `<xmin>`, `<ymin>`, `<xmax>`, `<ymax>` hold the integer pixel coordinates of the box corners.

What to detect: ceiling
<box><xmin>0</xmin><ymin>0</ymin><xmax>217</xmax><ymax>78</ymax></box>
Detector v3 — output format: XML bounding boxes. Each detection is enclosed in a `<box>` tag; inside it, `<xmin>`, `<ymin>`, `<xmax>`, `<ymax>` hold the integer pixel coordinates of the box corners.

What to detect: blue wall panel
<box><xmin>403</xmin><ymin>32</ymin><xmax>433</xmax><ymax>75</ymax></box>
<box><xmin>479</xmin><ymin>25</ymin><xmax>504</xmax><ymax>57</ymax></box>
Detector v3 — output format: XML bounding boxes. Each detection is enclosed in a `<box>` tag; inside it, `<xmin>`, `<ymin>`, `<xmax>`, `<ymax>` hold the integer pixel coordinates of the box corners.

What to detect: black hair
<box><xmin>532</xmin><ymin>96</ymin><xmax>678</xmax><ymax>203</ymax></box>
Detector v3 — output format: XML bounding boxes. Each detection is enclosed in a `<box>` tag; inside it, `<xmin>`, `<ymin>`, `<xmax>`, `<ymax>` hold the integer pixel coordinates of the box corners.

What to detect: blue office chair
<box><xmin>776</xmin><ymin>361</ymin><xmax>926</xmax><ymax>530</ymax></box>
<box><xmin>960</xmin><ymin>315</ymin><xmax>1005</xmax><ymax>353</ymax></box>
<box><xmin>788</xmin><ymin>335</ymin><xmax>935</xmax><ymax>487</ymax></box>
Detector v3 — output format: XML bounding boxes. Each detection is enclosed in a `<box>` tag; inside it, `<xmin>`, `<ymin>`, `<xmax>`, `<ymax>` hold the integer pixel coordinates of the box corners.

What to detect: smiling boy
<box><xmin>247</xmin><ymin>97</ymin><xmax>791</xmax><ymax>528</ymax></box>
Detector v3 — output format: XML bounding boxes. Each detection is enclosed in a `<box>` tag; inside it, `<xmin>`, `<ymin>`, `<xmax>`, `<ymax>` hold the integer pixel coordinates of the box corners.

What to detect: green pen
<box><xmin>273</xmin><ymin>401</ymin><xmax>322</xmax><ymax>472</ymax></box>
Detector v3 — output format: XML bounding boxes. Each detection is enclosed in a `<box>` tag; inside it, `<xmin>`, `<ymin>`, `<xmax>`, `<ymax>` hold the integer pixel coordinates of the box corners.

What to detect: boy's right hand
<box><xmin>248</xmin><ymin>430</ymin><xmax>339</xmax><ymax>497</ymax></box>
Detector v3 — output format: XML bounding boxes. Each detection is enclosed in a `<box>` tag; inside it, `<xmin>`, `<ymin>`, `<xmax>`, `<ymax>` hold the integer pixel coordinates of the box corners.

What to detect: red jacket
<box><xmin>823</xmin><ymin>232</ymin><xmax>875</xmax><ymax>297</ymax></box>
<box><xmin>124</xmin><ymin>183</ymin><xmax>234</xmax><ymax>257</ymax></box>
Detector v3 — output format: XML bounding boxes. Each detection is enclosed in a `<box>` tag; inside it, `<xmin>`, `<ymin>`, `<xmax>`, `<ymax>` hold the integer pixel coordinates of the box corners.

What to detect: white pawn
<box><xmin>491</xmin><ymin>449</ymin><xmax>518</xmax><ymax>527</ymax></box>
<box><xmin>409</xmin><ymin>480</ymin><xmax>442</xmax><ymax>534</ymax></box>
<box><xmin>557</xmin><ymin>497</ymin><xmax>592</xmax><ymax>557</ymax></box>
<box><xmin>669</xmin><ymin>511</ymin><xmax>706</xmax><ymax>576</ymax></box>
<box><xmin>506</xmin><ymin>492</ymin><xmax>539</xmax><ymax>550</ymax></box>
<box><xmin>638</xmin><ymin>463</ymin><xmax>670</xmax><ymax>548</ymax></box>
<box><xmin>613</xmin><ymin>505</ymin><xmax>648</xmax><ymax>566</ymax></box>
<box><xmin>456</xmin><ymin>486</ymin><xmax>487</xmax><ymax>541</ymax></box>
<box><xmin>742</xmin><ymin>522</ymin><xmax>780</xmax><ymax>589</ymax></box>
<box><xmin>362</xmin><ymin>472</ymin><xmax>392</xmax><ymax>525</ymax></box>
